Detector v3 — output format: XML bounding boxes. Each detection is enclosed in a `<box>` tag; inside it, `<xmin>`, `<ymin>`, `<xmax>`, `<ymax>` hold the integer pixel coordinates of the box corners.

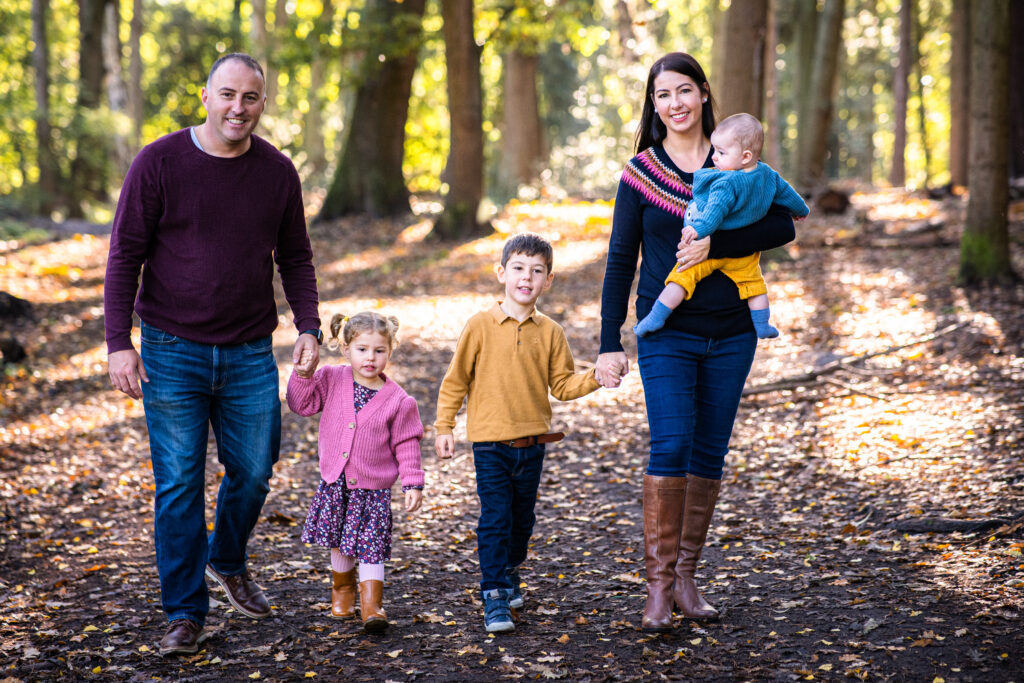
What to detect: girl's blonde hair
<box><xmin>327</xmin><ymin>311</ymin><xmax>401</xmax><ymax>351</ymax></box>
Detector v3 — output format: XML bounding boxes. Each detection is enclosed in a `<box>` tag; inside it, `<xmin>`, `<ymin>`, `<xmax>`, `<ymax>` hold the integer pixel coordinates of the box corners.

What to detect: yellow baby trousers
<box><xmin>665</xmin><ymin>253</ymin><xmax>767</xmax><ymax>300</ymax></box>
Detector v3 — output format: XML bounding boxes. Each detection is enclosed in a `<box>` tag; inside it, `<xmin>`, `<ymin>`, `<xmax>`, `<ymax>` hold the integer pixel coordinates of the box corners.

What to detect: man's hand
<box><xmin>404</xmin><ymin>488</ymin><xmax>423</xmax><ymax>513</ymax></box>
<box><xmin>108</xmin><ymin>349</ymin><xmax>148</xmax><ymax>399</ymax></box>
<box><xmin>435</xmin><ymin>434</ymin><xmax>455</xmax><ymax>459</ymax></box>
<box><xmin>293</xmin><ymin>334</ymin><xmax>320</xmax><ymax>377</ymax></box>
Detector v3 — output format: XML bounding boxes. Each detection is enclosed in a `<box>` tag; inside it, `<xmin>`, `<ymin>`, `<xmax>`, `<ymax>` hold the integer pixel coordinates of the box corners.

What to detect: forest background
<box><xmin>1</xmin><ymin>0</ymin><xmax>1022</xmax><ymax>681</ymax></box>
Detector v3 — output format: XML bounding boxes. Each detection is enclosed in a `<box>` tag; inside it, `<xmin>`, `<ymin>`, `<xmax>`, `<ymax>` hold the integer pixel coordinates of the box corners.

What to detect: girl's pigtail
<box><xmin>386</xmin><ymin>315</ymin><xmax>401</xmax><ymax>348</ymax></box>
<box><xmin>327</xmin><ymin>313</ymin><xmax>347</xmax><ymax>351</ymax></box>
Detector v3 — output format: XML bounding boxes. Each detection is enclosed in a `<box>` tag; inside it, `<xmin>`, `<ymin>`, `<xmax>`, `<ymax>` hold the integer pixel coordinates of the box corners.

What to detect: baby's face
<box><xmin>710</xmin><ymin>130</ymin><xmax>749</xmax><ymax>171</ymax></box>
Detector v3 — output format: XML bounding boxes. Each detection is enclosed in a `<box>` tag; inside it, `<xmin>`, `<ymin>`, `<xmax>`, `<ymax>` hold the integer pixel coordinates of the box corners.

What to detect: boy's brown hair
<box><xmin>501</xmin><ymin>232</ymin><xmax>554</xmax><ymax>273</ymax></box>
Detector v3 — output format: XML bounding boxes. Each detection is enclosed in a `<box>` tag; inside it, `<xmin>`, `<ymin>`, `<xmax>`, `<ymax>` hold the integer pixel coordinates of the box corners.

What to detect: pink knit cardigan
<box><xmin>286</xmin><ymin>365</ymin><xmax>425</xmax><ymax>490</ymax></box>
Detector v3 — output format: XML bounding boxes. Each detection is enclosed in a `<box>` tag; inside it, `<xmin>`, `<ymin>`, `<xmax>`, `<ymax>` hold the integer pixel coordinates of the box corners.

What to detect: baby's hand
<box><xmin>435</xmin><ymin>434</ymin><xmax>455</xmax><ymax>460</ymax></box>
<box><xmin>680</xmin><ymin>225</ymin><xmax>698</xmax><ymax>245</ymax></box>
<box><xmin>404</xmin><ymin>488</ymin><xmax>422</xmax><ymax>513</ymax></box>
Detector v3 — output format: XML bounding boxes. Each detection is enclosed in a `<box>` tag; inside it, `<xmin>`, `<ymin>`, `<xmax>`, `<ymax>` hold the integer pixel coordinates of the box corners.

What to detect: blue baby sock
<box><xmin>633</xmin><ymin>301</ymin><xmax>673</xmax><ymax>337</ymax></box>
<box><xmin>750</xmin><ymin>307</ymin><xmax>780</xmax><ymax>339</ymax></box>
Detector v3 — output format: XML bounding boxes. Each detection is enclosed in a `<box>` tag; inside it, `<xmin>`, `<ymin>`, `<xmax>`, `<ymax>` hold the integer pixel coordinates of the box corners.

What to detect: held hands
<box><xmin>595</xmin><ymin>351</ymin><xmax>629</xmax><ymax>389</ymax></box>
<box><xmin>108</xmin><ymin>349</ymin><xmax>148</xmax><ymax>399</ymax></box>
<box><xmin>404</xmin><ymin>488</ymin><xmax>422</xmax><ymax>513</ymax></box>
<box><xmin>435</xmin><ymin>434</ymin><xmax>455</xmax><ymax>460</ymax></box>
<box><xmin>675</xmin><ymin>235</ymin><xmax>711</xmax><ymax>272</ymax></box>
<box><xmin>292</xmin><ymin>334</ymin><xmax>320</xmax><ymax>378</ymax></box>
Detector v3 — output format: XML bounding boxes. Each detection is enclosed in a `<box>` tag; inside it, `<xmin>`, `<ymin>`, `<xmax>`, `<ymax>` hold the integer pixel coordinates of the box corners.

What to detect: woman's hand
<box><xmin>595</xmin><ymin>351</ymin><xmax>629</xmax><ymax>388</ymax></box>
<box><xmin>675</xmin><ymin>236</ymin><xmax>710</xmax><ymax>272</ymax></box>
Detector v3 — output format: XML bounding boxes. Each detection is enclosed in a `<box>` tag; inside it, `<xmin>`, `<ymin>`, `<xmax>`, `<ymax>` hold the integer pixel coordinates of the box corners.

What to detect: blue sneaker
<box><xmin>482</xmin><ymin>589</ymin><xmax>515</xmax><ymax>633</ymax></box>
<box><xmin>506</xmin><ymin>567</ymin><xmax>524</xmax><ymax>609</ymax></box>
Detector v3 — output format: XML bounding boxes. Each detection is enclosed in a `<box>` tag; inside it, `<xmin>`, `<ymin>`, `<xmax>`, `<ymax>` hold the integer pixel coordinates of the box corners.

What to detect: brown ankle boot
<box><xmin>641</xmin><ymin>474</ymin><xmax>687</xmax><ymax>632</ymax></box>
<box><xmin>358</xmin><ymin>580</ymin><xmax>388</xmax><ymax>633</ymax></box>
<box><xmin>331</xmin><ymin>569</ymin><xmax>357</xmax><ymax>619</ymax></box>
<box><xmin>673</xmin><ymin>475</ymin><xmax>721</xmax><ymax>619</ymax></box>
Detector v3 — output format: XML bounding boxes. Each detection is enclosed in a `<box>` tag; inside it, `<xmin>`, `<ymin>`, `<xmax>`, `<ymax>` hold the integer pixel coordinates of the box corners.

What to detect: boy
<box><xmin>633</xmin><ymin>112</ymin><xmax>809</xmax><ymax>339</ymax></box>
<box><xmin>434</xmin><ymin>233</ymin><xmax>601</xmax><ymax>633</ymax></box>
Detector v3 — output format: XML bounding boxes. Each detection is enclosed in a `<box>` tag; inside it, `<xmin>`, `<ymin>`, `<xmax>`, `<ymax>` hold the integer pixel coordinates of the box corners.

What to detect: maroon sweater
<box><xmin>104</xmin><ymin>129</ymin><xmax>320</xmax><ymax>352</ymax></box>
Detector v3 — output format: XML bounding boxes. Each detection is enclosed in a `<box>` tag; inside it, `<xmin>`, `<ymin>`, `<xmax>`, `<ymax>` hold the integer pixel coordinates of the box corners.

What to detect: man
<box><xmin>104</xmin><ymin>53</ymin><xmax>322</xmax><ymax>655</ymax></box>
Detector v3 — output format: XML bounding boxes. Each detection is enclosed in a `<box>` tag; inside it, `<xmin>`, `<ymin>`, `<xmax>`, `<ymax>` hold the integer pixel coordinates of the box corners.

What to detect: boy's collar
<box><xmin>490</xmin><ymin>301</ymin><xmax>538</xmax><ymax>323</ymax></box>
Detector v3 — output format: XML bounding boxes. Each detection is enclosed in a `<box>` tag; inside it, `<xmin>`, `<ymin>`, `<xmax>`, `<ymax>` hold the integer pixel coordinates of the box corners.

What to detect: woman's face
<box><xmin>651</xmin><ymin>70</ymin><xmax>705</xmax><ymax>139</ymax></box>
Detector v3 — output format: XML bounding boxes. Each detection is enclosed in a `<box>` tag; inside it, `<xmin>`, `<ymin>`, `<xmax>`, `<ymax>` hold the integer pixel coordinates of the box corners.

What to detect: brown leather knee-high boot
<box><xmin>673</xmin><ymin>475</ymin><xmax>722</xmax><ymax>619</ymax></box>
<box><xmin>359</xmin><ymin>580</ymin><xmax>388</xmax><ymax>633</ymax></box>
<box><xmin>331</xmin><ymin>569</ymin><xmax>357</xmax><ymax>619</ymax></box>
<box><xmin>641</xmin><ymin>474</ymin><xmax>687</xmax><ymax>632</ymax></box>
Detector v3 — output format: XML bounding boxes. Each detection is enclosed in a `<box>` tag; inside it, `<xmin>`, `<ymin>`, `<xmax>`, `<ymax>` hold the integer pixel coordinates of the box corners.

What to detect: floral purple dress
<box><xmin>302</xmin><ymin>384</ymin><xmax>396</xmax><ymax>563</ymax></box>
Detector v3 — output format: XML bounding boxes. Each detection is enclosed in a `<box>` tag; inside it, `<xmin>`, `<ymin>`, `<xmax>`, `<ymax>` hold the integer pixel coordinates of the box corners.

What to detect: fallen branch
<box><xmin>894</xmin><ymin>513</ymin><xmax>1023</xmax><ymax>536</ymax></box>
<box><xmin>743</xmin><ymin>321</ymin><xmax>970</xmax><ymax>396</ymax></box>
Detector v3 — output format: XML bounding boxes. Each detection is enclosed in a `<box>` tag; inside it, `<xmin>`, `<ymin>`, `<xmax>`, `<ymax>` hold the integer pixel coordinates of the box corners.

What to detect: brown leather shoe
<box><xmin>331</xmin><ymin>569</ymin><xmax>357</xmax><ymax>619</ymax></box>
<box><xmin>158</xmin><ymin>619</ymin><xmax>206</xmax><ymax>656</ymax></box>
<box><xmin>641</xmin><ymin>474</ymin><xmax>687</xmax><ymax>632</ymax></box>
<box><xmin>358</xmin><ymin>579</ymin><xmax>388</xmax><ymax>633</ymax></box>
<box><xmin>206</xmin><ymin>564</ymin><xmax>271</xmax><ymax>619</ymax></box>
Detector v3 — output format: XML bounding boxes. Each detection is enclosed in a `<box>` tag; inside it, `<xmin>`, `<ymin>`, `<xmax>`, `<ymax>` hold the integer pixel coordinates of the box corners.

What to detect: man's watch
<box><xmin>300</xmin><ymin>329</ymin><xmax>323</xmax><ymax>345</ymax></box>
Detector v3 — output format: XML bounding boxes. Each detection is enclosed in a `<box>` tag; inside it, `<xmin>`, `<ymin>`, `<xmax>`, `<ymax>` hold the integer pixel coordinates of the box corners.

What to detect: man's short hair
<box><xmin>501</xmin><ymin>232</ymin><xmax>553</xmax><ymax>273</ymax></box>
<box><xmin>207</xmin><ymin>53</ymin><xmax>265</xmax><ymax>88</ymax></box>
<box><xmin>715</xmin><ymin>113</ymin><xmax>764</xmax><ymax>158</ymax></box>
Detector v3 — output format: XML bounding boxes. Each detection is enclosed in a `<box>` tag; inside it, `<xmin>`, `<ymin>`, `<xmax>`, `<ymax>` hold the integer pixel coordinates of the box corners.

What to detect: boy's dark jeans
<box><xmin>472</xmin><ymin>441</ymin><xmax>546</xmax><ymax>591</ymax></box>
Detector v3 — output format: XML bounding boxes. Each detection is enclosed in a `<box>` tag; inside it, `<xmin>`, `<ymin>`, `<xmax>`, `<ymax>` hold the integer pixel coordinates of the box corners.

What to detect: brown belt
<box><xmin>503</xmin><ymin>432</ymin><xmax>565</xmax><ymax>448</ymax></box>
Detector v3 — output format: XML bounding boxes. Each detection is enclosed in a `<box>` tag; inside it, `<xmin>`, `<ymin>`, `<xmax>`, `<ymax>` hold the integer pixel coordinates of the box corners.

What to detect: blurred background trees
<box><xmin>0</xmin><ymin>0</ymin><xmax>1018</xmax><ymax>279</ymax></box>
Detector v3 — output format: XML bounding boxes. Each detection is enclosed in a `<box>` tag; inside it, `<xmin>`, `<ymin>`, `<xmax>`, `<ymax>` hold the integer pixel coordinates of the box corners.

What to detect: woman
<box><xmin>595</xmin><ymin>53</ymin><xmax>795</xmax><ymax>632</ymax></box>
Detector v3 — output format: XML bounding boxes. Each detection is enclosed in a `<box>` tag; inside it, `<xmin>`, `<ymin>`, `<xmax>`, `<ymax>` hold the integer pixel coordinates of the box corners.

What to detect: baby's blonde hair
<box><xmin>715</xmin><ymin>112</ymin><xmax>764</xmax><ymax>158</ymax></box>
<box><xmin>327</xmin><ymin>311</ymin><xmax>401</xmax><ymax>351</ymax></box>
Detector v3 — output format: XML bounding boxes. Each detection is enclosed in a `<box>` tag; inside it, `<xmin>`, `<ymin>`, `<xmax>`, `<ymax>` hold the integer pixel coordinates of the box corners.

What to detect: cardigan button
<box><xmin>348</xmin><ymin>422</ymin><xmax>355</xmax><ymax>429</ymax></box>
<box><xmin>342</xmin><ymin>451</ymin><xmax>348</xmax><ymax>458</ymax></box>
<box><xmin>349</xmin><ymin>478</ymin><xmax>357</xmax><ymax>486</ymax></box>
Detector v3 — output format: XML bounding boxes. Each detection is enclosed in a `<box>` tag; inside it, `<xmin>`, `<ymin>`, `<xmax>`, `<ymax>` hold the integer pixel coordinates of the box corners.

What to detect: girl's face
<box><xmin>651</xmin><ymin>71</ymin><xmax>705</xmax><ymax>139</ymax></box>
<box><xmin>343</xmin><ymin>330</ymin><xmax>392</xmax><ymax>385</ymax></box>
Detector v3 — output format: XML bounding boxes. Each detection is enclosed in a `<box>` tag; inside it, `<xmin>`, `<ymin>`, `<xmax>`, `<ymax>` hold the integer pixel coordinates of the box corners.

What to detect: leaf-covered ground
<box><xmin>1</xmin><ymin>191</ymin><xmax>1022</xmax><ymax>682</ymax></box>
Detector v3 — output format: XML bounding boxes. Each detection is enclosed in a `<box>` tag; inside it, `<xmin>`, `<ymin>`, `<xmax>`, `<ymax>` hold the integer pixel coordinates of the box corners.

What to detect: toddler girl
<box><xmin>287</xmin><ymin>312</ymin><xmax>424</xmax><ymax>633</ymax></box>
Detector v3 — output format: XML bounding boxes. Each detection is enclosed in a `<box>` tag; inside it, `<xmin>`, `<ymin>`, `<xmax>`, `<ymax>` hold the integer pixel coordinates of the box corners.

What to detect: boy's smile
<box><xmin>497</xmin><ymin>252</ymin><xmax>553</xmax><ymax>320</ymax></box>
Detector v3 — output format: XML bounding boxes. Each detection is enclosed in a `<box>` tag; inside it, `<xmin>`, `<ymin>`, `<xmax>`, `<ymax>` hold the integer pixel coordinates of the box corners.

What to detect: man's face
<box><xmin>200</xmin><ymin>59</ymin><xmax>266</xmax><ymax>155</ymax></box>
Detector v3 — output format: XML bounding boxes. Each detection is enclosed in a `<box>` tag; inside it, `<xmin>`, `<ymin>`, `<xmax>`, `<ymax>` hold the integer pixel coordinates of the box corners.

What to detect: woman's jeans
<box><xmin>140</xmin><ymin>321</ymin><xmax>281</xmax><ymax>625</ymax></box>
<box><xmin>637</xmin><ymin>328</ymin><xmax>757</xmax><ymax>480</ymax></box>
<box><xmin>472</xmin><ymin>441</ymin><xmax>546</xmax><ymax>591</ymax></box>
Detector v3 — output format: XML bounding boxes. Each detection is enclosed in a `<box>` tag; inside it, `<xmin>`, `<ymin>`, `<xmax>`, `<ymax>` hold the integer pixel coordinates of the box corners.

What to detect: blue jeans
<box><xmin>637</xmin><ymin>328</ymin><xmax>757</xmax><ymax>480</ymax></box>
<box><xmin>472</xmin><ymin>442</ymin><xmax>546</xmax><ymax>591</ymax></box>
<box><xmin>140</xmin><ymin>321</ymin><xmax>281</xmax><ymax>625</ymax></box>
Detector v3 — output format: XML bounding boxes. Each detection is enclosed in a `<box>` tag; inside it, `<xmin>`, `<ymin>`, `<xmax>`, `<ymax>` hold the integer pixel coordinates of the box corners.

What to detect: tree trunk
<box><xmin>500</xmin><ymin>50</ymin><xmax>544</xmax><ymax>194</ymax></box>
<box><xmin>711</xmin><ymin>0</ymin><xmax>727</xmax><ymax>85</ymax></box>
<box><xmin>614</xmin><ymin>0</ymin><xmax>639</xmax><ymax>63</ymax></box>
<box><xmin>103</xmin><ymin>0</ymin><xmax>132</xmax><ymax>175</ymax></box>
<box><xmin>319</xmin><ymin>0</ymin><xmax>426</xmax><ymax>220</ymax></box>
<box><xmin>435</xmin><ymin>0</ymin><xmax>486</xmax><ymax>238</ymax></box>
<box><xmin>1009</xmin><ymin>1</ymin><xmax>1024</xmax><ymax>179</ymax></box>
<box><xmin>960</xmin><ymin>0</ymin><xmax>1014</xmax><ymax>284</ymax></box>
<box><xmin>797</xmin><ymin>0</ymin><xmax>844</xmax><ymax>190</ymax></box>
<box><xmin>890</xmin><ymin>0</ymin><xmax>911</xmax><ymax>187</ymax></box>
<box><xmin>127</xmin><ymin>0</ymin><xmax>144</xmax><ymax>153</ymax></box>
<box><xmin>31</xmin><ymin>0</ymin><xmax>61</xmax><ymax>215</ymax></box>
<box><xmin>69</xmin><ymin>0</ymin><xmax>111</xmax><ymax>217</ymax></box>
<box><xmin>717</xmin><ymin>0</ymin><xmax>768</xmax><ymax>119</ymax></box>
<box><xmin>762</xmin><ymin>0</ymin><xmax>779</xmax><ymax>168</ymax></box>
<box><xmin>949</xmin><ymin>0</ymin><xmax>969</xmax><ymax>188</ymax></box>
<box><xmin>911</xmin><ymin>1</ymin><xmax>930</xmax><ymax>188</ymax></box>
<box><xmin>305</xmin><ymin>0</ymin><xmax>336</xmax><ymax>179</ymax></box>
<box><xmin>792</xmin><ymin>0</ymin><xmax>818</xmax><ymax>178</ymax></box>
<box><xmin>251</xmin><ymin>0</ymin><xmax>270</xmax><ymax>97</ymax></box>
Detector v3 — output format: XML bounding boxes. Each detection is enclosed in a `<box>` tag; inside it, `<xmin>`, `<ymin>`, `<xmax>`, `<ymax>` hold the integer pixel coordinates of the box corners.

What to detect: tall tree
<box><xmin>501</xmin><ymin>50</ymin><xmax>544</xmax><ymax>192</ymax></box>
<box><xmin>127</xmin><ymin>0</ymin><xmax>144</xmax><ymax>153</ymax></box>
<box><xmin>31</xmin><ymin>0</ymin><xmax>61</xmax><ymax>214</ymax></box>
<box><xmin>960</xmin><ymin>0</ymin><xmax>1014</xmax><ymax>284</ymax></box>
<box><xmin>319</xmin><ymin>0</ymin><xmax>427</xmax><ymax>219</ymax></box>
<box><xmin>435</xmin><ymin>0</ymin><xmax>486</xmax><ymax>238</ymax></box>
<box><xmin>762</xmin><ymin>0</ymin><xmax>780</xmax><ymax>168</ymax></box>
<box><xmin>890</xmin><ymin>0</ymin><xmax>911</xmax><ymax>187</ymax></box>
<box><xmin>716</xmin><ymin>0</ymin><xmax>768</xmax><ymax>119</ymax></box>
<box><xmin>796</xmin><ymin>0</ymin><xmax>845</xmax><ymax>190</ymax></box>
<box><xmin>948</xmin><ymin>0</ymin><xmax>969</xmax><ymax>188</ymax></box>
<box><xmin>1009</xmin><ymin>1</ymin><xmax>1024</xmax><ymax>179</ymax></box>
<box><xmin>69</xmin><ymin>0</ymin><xmax>111</xmax><ymax>216</ymax></box>
<box><xmin>305</xmin><ymin>0</ymin><xmax>336</xmax><ymax>179</ymax></box>
<box><xmin>103</xmin><ymin>0</ymin><xmax>131</xmax><ymax>174</ymax></box>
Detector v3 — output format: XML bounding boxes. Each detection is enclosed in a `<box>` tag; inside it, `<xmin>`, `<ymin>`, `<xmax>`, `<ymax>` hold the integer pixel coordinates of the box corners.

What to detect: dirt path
<box><xmin>1</xmin><ymin>195</ymin><xmax>1022</xmax><ymax>681</ymax></box>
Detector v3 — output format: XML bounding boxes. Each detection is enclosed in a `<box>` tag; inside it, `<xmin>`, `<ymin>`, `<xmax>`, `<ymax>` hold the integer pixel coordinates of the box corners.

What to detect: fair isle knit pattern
<box><xmin>620</xmin><ymin>147</ymin><xmax>693</xmax><ymax>219</ymax></box>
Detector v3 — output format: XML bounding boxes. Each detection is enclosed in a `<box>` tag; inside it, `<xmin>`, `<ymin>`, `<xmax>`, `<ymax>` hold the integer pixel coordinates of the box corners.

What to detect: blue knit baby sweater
<box><xmin>685</xmin><ymin>162</ymin><xmax>809</xmax><ymax>239</ymax></box>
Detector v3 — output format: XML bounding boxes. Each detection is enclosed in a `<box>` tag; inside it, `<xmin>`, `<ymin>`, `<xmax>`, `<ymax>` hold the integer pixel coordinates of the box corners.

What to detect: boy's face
<box><xmin>710</xmin><ymin>129</ymin><xmax>752</xmax><ymax>171</ymax></box>
<box><xmin>497</xmin><ymin>252</ymin><xmax>553</xmax><ymax>309</ymax></box>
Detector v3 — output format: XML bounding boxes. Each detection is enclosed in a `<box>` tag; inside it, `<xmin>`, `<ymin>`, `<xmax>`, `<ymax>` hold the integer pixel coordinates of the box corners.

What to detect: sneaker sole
<box><xmin>205</xmin><ymin>566</ymin><xmax>271</xmax><ymax>620</ymax></box>
<box><xmin>485</xmin><ymin>620</ymin><xmax>515</xmax><ymax>633</ymax></box>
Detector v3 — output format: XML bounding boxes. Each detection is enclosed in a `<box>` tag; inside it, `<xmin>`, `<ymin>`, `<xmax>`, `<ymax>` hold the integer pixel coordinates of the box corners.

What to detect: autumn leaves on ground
<box><xmin>1</xmin><ymin>192</ymin><xmax>1022</xmax><ymax>682</ymax></box>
